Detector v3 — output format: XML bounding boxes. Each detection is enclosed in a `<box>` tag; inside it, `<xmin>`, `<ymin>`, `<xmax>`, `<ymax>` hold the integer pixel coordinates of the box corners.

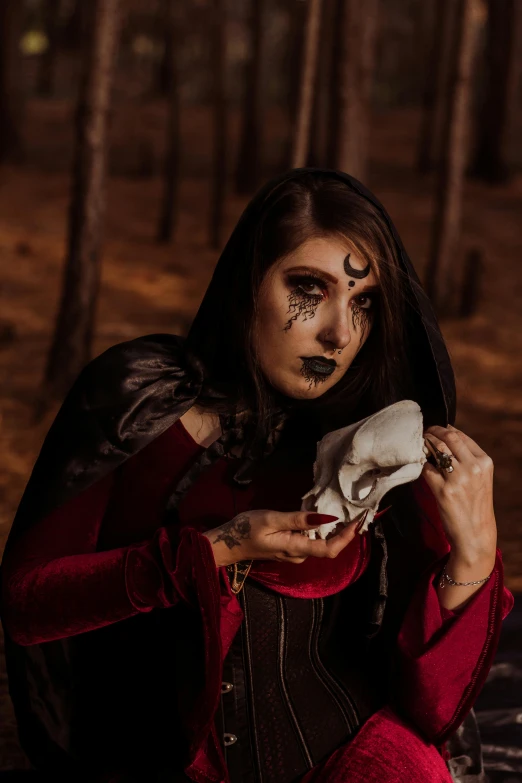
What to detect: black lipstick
<box><xmin>300</xmin><ymin>356</ymin><xmax>336</xmax><ymax>375</ymax></box>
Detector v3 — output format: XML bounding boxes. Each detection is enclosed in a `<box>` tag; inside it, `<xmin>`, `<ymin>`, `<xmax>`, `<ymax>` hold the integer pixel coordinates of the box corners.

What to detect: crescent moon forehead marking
<box><xmin>343</xmin><ymin>253</ymin><xmax>371</xmax><ymax>279</ymax></box>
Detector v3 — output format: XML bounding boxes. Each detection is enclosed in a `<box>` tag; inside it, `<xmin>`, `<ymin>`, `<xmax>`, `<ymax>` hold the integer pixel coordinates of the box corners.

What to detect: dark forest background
<box><xmin>0</xmin><ymin>0</ymin><xmax>521</xmax><ymax>775</ymax></box>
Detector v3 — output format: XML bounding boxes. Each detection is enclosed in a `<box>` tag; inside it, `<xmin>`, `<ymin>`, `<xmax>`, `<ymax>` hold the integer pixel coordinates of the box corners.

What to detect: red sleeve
<box><xmin>0</xmin><ymin>470</ymin><xmax>218</xmax><ymax>646</ymax></box>
<box><xmin>388</xmin><ymin>478</ymin><xmax>514</xmax><ymax>746</ymax></box>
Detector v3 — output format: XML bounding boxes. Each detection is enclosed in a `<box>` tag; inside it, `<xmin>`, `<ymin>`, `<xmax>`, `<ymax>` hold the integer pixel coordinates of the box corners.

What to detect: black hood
<box><xmin>186</xmin><ymin>167</ymin><xmax>456</xmax><ymax>430</ymax></box>
<box><xmin>0</xmin><ymin>168</ymin><xmax>458</xmax><ymax>779</ymax></box>
<box><xmin>4</xmin><ymin>167</ymin><xmax>457</xmax><ymax>539</ymax></box>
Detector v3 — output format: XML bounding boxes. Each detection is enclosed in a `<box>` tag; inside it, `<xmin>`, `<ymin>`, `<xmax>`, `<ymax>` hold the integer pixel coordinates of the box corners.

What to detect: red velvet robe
<box><xmin>1</xmin><ymin>417</ymin><xmax>514</xmax><ymax>783</ymax></box>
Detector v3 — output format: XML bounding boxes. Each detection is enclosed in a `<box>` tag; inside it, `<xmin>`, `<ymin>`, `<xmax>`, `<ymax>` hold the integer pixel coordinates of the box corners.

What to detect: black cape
<box><xmin>2</xmin><ymin>169</ymin><xmax>479</xmax><ymax>781</ymax></box>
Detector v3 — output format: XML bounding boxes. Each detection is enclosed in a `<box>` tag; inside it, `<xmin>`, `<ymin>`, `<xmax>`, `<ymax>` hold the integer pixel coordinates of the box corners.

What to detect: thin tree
<box><xmin>234</xmin><ymin>0</ymin><xmax>263</xmax><ymax>194</ymax></box>
<box><xmin>412</xmin><ymin>0</ymin><xmax>436</xmax><ymax>102</ymax></box>
<box><xmin>156</xmin><ymin>0</ymin><xmax>174</xmax><ymax>96</ymax></box>
<box><xmin>425</xmin><ymin>0</ymin><xmax>482</xmax><ymax>313</ymax></box>
<box><xmin>328</xmin><ymin>0</ymin><xmax>379</xmax><ymax>182</ymax></box>
<box><xmin>37</xmin><ymin>0</ymin><xmax>61</xmax><ymax>97</ymax></box>
<box><xmin>41</xmin><ymin>0</ymin><xmax>121</xmax><ymax>404</ymax></box>
<box><xmin>291</xmin><ymin>0</ymin><xmax>323</xmax><ymax>169</ymax></box>
<box><xmin>458</xmin><ymin>247</ymin><xmax>483</xmax><ymax>317</ymax></box>
<box><xmin>157</xmin><ymin>0</ymin><xmax>180</xmax><ymax>243</ymax></box>
<box><xmin>64</xmin><ymin>0</ymin><xmax>90</xmax><ymax>51</ymax></box>
<box><xmin>309</xmin><ymin>0</ymin><xmax>337</xmax><ymax>167</ymax></box>
<box><xmin>470</xmin><ymin>0</ymin><xmax>522</xmax><ymax>183</ymax></box>
<box><xmin>416</xmin><ymin>0</ymin><xmax>458</xmax><ymax>173</ymax></box>
<box><xmin>279</xmin><ymin>0</ymin><xmax>306</xmax><ymax>170</ymax></box>
<box><xmin>0</xmin><ymin>0</ymin><xmax>25</xmax><ymax>163</ymax></box>
<box><xmin>209</xmin><ymin>0</ymin><xmax>226</xmax><ymax>249</ymax></box>
<box><xmin>357</xmin><ymin>0</ymin><xmax>379</xmax><ymax>176</ymax></box>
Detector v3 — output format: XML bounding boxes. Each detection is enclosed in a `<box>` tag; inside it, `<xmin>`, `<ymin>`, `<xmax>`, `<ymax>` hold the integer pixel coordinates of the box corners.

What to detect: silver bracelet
<box><xmin>439</xmin><ymin>565</ymin><xmax>493</xmax><ymax>589</ymax></box>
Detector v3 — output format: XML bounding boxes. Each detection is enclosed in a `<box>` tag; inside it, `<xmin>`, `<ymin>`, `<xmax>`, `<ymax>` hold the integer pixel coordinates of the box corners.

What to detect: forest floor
<box><xmin>0</xmin><ymin>102</ymin><xmax>521</xmax><ymax>771</ymax></box>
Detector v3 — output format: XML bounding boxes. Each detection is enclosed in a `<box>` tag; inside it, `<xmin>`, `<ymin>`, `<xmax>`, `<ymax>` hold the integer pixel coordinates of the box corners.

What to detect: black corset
<box><xmin>215</xmin><ymin>577</ymin><xmax>389</xmax><ymax>783</ymax></box>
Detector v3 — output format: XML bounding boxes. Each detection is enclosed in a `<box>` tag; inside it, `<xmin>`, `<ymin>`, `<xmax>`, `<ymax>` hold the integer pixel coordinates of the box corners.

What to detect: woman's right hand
<box><xmin>201</xmin><ymin>509</ymin><xmax>365</xmax><ymax>567</ymax></box>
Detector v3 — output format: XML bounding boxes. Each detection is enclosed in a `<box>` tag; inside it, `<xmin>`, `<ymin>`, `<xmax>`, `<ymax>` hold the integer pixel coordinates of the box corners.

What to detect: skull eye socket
<box><xmin>352</xmin><ymin>466</ymin><xmax>402</xmax><ymax>501</ymax></box>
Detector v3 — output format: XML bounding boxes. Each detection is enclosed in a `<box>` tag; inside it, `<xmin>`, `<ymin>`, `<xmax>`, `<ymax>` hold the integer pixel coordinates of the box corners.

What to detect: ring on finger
<box><xmin>424</xmin><ymin>437</ymin><xmax>455</xmax><ymax>474</ymax></box>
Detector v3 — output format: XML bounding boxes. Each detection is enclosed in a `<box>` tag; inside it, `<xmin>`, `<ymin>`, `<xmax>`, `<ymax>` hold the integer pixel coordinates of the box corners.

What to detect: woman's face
<box><xmin>254</xmin><ymin>236</ymin><xmax>380</xmax><ymax>399</ymax></box>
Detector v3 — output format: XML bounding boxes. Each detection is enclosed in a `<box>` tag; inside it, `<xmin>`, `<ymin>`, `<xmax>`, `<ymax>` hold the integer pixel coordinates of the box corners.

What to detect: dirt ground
<box><xmin>0</xmin><ymin>102</ymin><xmax>521</xmax><ymax>770</ymax></box>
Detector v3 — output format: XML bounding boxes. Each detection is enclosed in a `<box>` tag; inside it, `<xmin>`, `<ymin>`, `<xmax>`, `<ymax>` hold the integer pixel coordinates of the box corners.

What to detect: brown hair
<box><xmin>194</xmin><ymin>173</ymin><xmax>415</xmax><ymax>442</ymax></box>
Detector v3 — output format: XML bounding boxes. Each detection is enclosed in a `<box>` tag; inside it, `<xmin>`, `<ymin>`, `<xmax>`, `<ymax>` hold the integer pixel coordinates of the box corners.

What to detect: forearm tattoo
<box><xmin>211</xmin><ymin>514</ymin><xmax>252</xmax><ymax>550</ymax></box>
<box><xmin>283</xmin><ymin>287</ymin><xmax>321</xmax><ymax>332</ymax></box>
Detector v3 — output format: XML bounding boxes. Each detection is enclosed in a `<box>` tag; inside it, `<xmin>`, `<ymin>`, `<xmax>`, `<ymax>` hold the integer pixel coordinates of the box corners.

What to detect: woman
<box><xmin>0</xmin><ymin>169</ymin><xmax>513</xmax><ymax>783</ymax></box>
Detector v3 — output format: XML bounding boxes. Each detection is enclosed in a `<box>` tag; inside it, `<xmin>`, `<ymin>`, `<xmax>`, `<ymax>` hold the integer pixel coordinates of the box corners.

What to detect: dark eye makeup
<box><xmin>286</xmin><ymin>273</ymin><xmax>378</xmax><ymax>310</ymax></box>
<box><xmin>287</xmin><ymin>273</ymin><xmax>327</xmax><ymax>300</ymax></box>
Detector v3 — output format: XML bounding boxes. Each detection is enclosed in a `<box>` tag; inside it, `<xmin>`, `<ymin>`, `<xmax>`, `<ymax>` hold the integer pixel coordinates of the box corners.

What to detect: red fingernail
<box><xmin>306</xmin><ymin>513</ymin><xmax>339</xmax><ymax>525</ymax></box>
<box><xmin>355</xmin><ymin>510</ymin><xmax>369</xmax><ymax>533</ymax></box>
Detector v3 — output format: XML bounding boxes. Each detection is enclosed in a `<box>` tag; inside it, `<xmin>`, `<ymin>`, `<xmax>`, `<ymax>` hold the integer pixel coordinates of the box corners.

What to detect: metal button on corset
<box><xmin>220</xmin><ymin>681</ymin><xmax>238</xmax><ymax>754</ymax></box>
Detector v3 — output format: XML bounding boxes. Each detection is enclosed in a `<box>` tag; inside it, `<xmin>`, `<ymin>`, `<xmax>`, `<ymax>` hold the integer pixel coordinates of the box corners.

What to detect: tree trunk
<box><xmin>156</xmin><ymin>0</ymin><xmax>174</xmax><ymax>96</ymax></box>
<box><xmin>424</xmin><ymin>0</ymin><xmax>482</xmax><ymax>314</ymax></box>
<box><xmin>280</xmin><ymin>0</ymin><xmax>307</xmax><ymax>170</ymax></box>
<box><xmin>470</xmin><ymin>0</ymin><xmax>522</xmax><ymax>183</ymax></box>
<box><xmin>41</xmin><ymin>0</ymin><xmax>121</xmax><ymax>404</ymax></box>
<box><xmin>209</xmin><ymin>0</ymin><xmax>227</xmax><ymax>249</ymax></box>
<box><xmin>64</xmin><ymin>0</ymin><xmax>91</xmax><ymax>51</ymax></box>
<box><xmin>63</xmin><ymin>0</ymin><xmax>92</xmax><ymax>90</ymax></box>
<box><xmin>412</xmin><ymin>0</ymin><xmax>436</xmax><ymax>104</ymax></box>
<box><xmin>37</xmin><ymin>0</ymin><xmax>61</xmax><ymax>97</ymax></box>
<box><xmin>291</xmin><ymin>0</ymin><xmax>322</xmax><ymax>168</ymax></box>
<box><xmin>234</xmin><ymin>0</ymin><xmax>263</xmax><ymax>194</ymax></box>
<box><xmin>0</xmin><ymin>0</ymin><xmax>25</xmax><ymax>164</ymax></box>
<box><xmin>309</xmin><ymin>0</ymin><xmax>337</xmax><ymax>167</ymax></box>
<box><xmin>328</xmin><ymin>0</ymin><xmax>379</xmax><ymax>182</ymax></box>
<box><xmin>458</xmin><ymin>247</ymin><xmax>483</xmax><ymax>317</ymax></box>
<box><xmin>157</xmin><ymin>0</ymin><xmax>180</xmax><ymax>243</ymax></box>
<box><xmin>417</xmin><ymin>0</ymin><xmax>460</xmax><ymax>173</ymax></box>
<box><xmin>358</xmin><ymin>0</ymin><xmax>378</xmax><ymax>173</ymax></box>
<box><xmin>417</xmin><ymin>0</ymin><xmax>454</xmax><ymax>172</ymax></box>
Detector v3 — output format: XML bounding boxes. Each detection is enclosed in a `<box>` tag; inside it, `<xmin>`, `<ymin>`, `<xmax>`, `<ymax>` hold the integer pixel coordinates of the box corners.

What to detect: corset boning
<box><xmin>215</xmin><ymin>578</ymin><xmax>389</xmax><ymax>783</ymax></box>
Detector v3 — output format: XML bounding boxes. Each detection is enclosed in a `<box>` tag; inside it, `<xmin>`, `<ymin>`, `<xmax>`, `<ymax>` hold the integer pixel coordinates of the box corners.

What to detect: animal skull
<box><xmin>301</xmin><ymin>400</ymin><xmax>427</xmax><ymax>538</ymax></box>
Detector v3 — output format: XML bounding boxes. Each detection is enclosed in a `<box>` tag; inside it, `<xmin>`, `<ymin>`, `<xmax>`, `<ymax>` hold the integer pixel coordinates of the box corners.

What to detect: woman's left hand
<box><xmin>422</xmin><ymin>424</ymin><xmax>498</xmax><ymax>562</ymax></box>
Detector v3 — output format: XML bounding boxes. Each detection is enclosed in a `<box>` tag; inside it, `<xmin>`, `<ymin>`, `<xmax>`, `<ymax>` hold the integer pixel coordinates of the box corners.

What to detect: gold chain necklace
<box><xmin>226</xmin><ymin>559</ymin><xmax>253</xmax><ymax>594</ymax></box>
